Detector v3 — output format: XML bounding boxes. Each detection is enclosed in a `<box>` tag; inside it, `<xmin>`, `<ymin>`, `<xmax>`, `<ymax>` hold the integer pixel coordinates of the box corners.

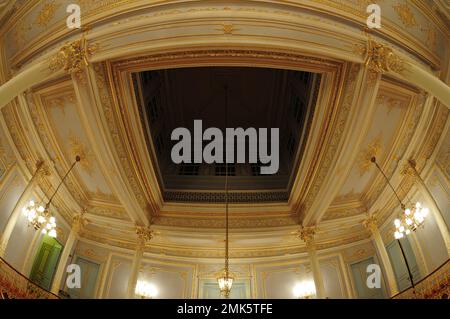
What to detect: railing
<box><xmin>392</xmin><ymin>259</ymin><xmax>450</xmax><ymax>299</ymax></box>
<box><xmin>0</xmin><ymin>256</ymin><xmax>58</xmax><ymax>299</ymax></box>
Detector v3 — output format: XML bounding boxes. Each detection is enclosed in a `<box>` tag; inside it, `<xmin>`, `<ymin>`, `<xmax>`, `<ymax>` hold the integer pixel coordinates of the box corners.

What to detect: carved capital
<box><xmin>72</xmin><ymin>209</ymin><xmax>88</xmax><ymax>234</ymax></box>
<box><xmin>49</xmin><ymin>39</ymin><xmax>90</xmax><ymax>74</ymax></box>
<box><xmin>366</xmin><ymin>40</ymin><xmax>405</xmax><ymax>74</ymax></box>
<box><xmin>362</xmin><ymin>215</ymin><xmax>378</xmax><ymax>233</ymax></box>
<box><xmin>299</xmin><ymin>226</ymin><xmax>316</xmax><ymax>247</ymax></box>
<box><xmin>136</xmin><ymin>225</ymin><xmax>153</xmax><ymax>247</ymax></box>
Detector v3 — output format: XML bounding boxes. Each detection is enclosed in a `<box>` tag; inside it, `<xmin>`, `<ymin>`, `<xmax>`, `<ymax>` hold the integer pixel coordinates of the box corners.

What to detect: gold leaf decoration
<box><xmin>393</xmin><ymin>3</ymin><xmax>418</xmax><ymax>28</ymax></box>
<box><xmin>68</xmin><ymin>132</ymin><xmax>94</xmax><ymax>176</ymax></box>
<box><xmin>357</xmin><ymin>133</ymin><xmax>382</xmax><ymax>176</ymax></box>
<box><xmin>35</xmin><ymin>1</ymin><xmax>61</xmax><ymax>27</ymax></box>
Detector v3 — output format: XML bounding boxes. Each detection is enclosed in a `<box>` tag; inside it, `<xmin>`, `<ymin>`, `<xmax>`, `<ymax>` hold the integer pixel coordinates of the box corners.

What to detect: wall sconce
<box><xmin>293</xmin><ymin>281</ymin><xmax>316</xmax><ymax>299</ymax></box>
<box><xmin>135</xmin><ymin>280</ymin><xmax>158</xmax><ymax>299</ymax></box>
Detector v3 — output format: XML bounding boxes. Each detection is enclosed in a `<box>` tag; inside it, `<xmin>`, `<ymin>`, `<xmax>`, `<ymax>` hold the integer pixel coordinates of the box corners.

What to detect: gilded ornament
<box><xmin>68</xmin><ymin>132</ymin><xmax>94</xmax><ymax>177</ymax></box>
<box><xmin>357</xmin><ymin>133</ymin><xmax>382</xmax><ymax>176</ymax></box>
<box><xmin>299</xmin><ymin>226</ymin><xmax>316</xmax><ymax>244</ymax></box>
<box><xmin>362</xmin><ymin>215</ymin><xmax>377</xmax><ymax>232</ymax></box>
<box><xmin>365</xmin><ymin>40</ymin><xmax>405</xmax><ymax>74</ymax></box>
<box><xmin>72</xmin><ymin>211</ymin><xmax>88</xmax><ymax>233</ymax></box>
<box><xmin>393</xmin><ymin>3</ymin><xmax>418</xmax><ymax>28</ymax></box>
<box><xmin>49</xmin><ymin>40</ymin><xmax>89</xmax><ymax>74</ymax></box>
<box><xmin>35</xmin><ymin>1</ymin><xmax>61</xmax><ymax>27</ymax></box>
<box><xmin>136</xmin><ymin>225</ymin><xmax>154</xmax><ymax>246</ymax></box>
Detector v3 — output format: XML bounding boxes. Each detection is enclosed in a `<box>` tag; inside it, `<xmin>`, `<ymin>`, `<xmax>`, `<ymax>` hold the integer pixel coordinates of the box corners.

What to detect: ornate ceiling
<box><xmin>135</xmin><ymin>66</ymin><xmax>317</xmax><ymax>202</ymax></box>
<box><xmin>0</xmin><ymin>0</ymin><xmax>448</xmax><ymax>258</ymax></box>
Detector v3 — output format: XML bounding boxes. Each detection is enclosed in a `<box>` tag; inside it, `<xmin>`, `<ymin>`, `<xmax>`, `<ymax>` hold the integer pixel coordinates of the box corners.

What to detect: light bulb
<box><xmin>394</xmin><ymin>219</ymin><xmax>401</xmax><ymax>227</ymax></box>
<box><xmin>405</xmin><ymin>208</ymin><xmax>411</xmax><ymax>215</ymax></box>
<box><xmin>42</xmin><ymin>229</ymin><xmax>47</xmax><ymax>234</ymax></box>
<box><xmin>49</xmin><ymin>217</ymin><xmax>56</xmax><ymax>224</ymax></box>
<box><xmin>48</xmin><ymin>229</ymin><xmax>57</xmax><ymax>238</ymax></box>
<box><xmin>29</xmin><ymin>200</ymin><xmax>35</xmax><ymax>207</ymax></box>
<box><xmin>405</xmin><ymin>229</ymin><xmax>411</xmax><ymax>235</ymax></box>
<box><xmin>405</xmin><ymin>218</ymin><xmax>413</xmax><ymax>225</ymax></box>
<box><xmin>399</xmin><ymin>226</ymin><xmax>405</xmax><ymax>233</ymax></box>
<box><xmin>37</xmin><ymin>206</ymin><xmax>45</xmax><ymax>213</ymax></box>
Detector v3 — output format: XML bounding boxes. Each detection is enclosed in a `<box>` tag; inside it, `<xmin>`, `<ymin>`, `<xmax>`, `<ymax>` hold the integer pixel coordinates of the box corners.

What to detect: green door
<box><xmin>350</xmin><ymin>257</ymin><xmax>385</xmax><ymax>299</ymax></box>
<box><xmin>29</xmin><ymin>235</ymin><xmax>63</xmax><ymax>291</ymax></box>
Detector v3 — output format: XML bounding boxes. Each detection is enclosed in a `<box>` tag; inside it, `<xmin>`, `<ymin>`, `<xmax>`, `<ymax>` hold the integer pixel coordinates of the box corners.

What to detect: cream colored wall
<box><xmin>68</xmin><ymin>239</ymin><xmax>384</xmax><ymax>299</ymax></box>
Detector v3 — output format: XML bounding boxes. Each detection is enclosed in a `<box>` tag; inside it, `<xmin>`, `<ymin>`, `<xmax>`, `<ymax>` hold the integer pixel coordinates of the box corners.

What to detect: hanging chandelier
<box><xmin>217</xmin><ymin>85</ymin><xmax>233</xmax><ymax>298</ymax></box>
<box><xmin>23</xmin><ymin>156</ymin><xmax>81</xmax><ymax>238</ymax></box>
<box><xmin>370</xmin><ymin>157</ymin><xmax>428</xmax><ymax>239</ymax></box>
<box><xmin>22</xmin><ymin>200</ymin><xmax>57</xmax><ymax>237</ymax></box>
<box><xmin>394</xmin><ymin>201</ymin><xmax>429</xmax><ymax>239</ymax></box>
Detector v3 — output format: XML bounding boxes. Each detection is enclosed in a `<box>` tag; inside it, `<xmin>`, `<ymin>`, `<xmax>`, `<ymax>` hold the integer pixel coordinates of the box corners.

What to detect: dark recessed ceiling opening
<box><xmin>133</xmin><ymin>66</ymin><xmax>320</xmax><ymax>203</ymax></box>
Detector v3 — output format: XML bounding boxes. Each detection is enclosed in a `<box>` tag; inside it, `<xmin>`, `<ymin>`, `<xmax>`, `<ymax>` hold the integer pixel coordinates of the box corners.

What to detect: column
<box><xmin>0</xmin><ymin>160</ymin><xmax>49</xmax><ymax>257</ymax></box>
<box><xmin>126</xmin><ymin>246</ymin><xmax>143</xmax><ymax>299</ymax></box>
<box><xmin>363</xmin><ymin>216</ymin><xmax>399</xmax><ymax>296</ymax></box>
<box><xmin>50</xmin><ymin>213</ymin><xmax>86</xmax><ymax>295</ymax></box>
<box><xmin>300</xmin><ymin>227</ymin><xmax>326</xmax><ymax>299</ymax></box>
<box><xmin>406</xmin><ymin>160</ymin><xmax>450</xmax><ymax>257</ymax></box>
<box><xmin>338</xmin><ymin>253</ymin><xmax>355</xmax><ymax>299</ymax></box>
<box><xmin>408</xmin><ymin>231</ymin><xmax>429</xmax><ymax>276</ymax></box>
<box><xmin>126</xmin><ymin>226</ymin><xmax>153</xmax><ymax>298</ymax></box>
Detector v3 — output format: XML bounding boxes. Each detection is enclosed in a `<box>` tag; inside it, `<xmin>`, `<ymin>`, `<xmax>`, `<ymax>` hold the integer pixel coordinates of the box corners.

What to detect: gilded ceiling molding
<box><xmin>1</xmin><ymin>102</ymin><xmax>34</xmax><ymax>173</ymax></box>
<box><xmin>299</xmin><ymin>63</ymin><xmax>361</xmax><ymax>223</ymax></box>
<box><xmin>102</xmin><ymin>50</ymin><xmax>343</xmax><ymax>226</ymax></box>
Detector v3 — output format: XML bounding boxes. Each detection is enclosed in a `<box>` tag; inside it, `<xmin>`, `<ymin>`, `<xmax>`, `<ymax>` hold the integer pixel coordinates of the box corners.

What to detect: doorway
<box><xmin>29</xmin><ymin>235</ymin><xmax>63</xmax><ymax>291</ymax></box>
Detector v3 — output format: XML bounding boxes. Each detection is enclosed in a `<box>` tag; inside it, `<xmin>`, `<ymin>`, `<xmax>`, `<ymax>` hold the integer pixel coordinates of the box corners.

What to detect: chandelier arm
<box><xmin>371</xmin><ymin>157</ymin><xmax>404</xmax><ymax>208</ymax></box>
<box><xmin>46</xmin><ymin>156</ymin><xmax>81</xmax><ymax>208</ymax></box>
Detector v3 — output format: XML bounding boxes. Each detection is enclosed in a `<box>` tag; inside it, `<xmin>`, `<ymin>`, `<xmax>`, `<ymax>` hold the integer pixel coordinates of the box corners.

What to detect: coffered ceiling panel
<box><xmin>324</xmin><ymin>79</ymin><xmax>421</xmax><ymax>220</ymax></box>
<box><xmin>28</xmin><ymin>79</ymin><xmax>129</xmax><ymax>220</ymax></box>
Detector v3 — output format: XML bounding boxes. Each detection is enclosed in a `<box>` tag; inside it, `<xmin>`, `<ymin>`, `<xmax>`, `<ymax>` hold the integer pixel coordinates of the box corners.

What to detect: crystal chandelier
<box><xmin>371</xmin><ymin>157</ymin><xmax>428</xmax><ymax>239</ymax></box>
<box><xmin>23</xmin><ymin>156</ymin><xmax>81</xmax><ymax>239</ymax></box>
<box><xmin>217</xmin><ymin>85</ymin><xmax>233</xmax><ymax>298</ymax></box>
<box><xmin>394</xmin><ymin>201</ymin><xmax>429</xmax><ymax>239</ymax></box>
<box><xmin>293</xmin><ymin>281</ymin><xmax>316</xmax><ymax>299</ymax></box>
<box><xmin>22</xmin><ymin>200</ymin><xmax>57</xmax><ymax>237</ymax></box>
<box><xmin>135</xmin><ymin>280</ymin><xmax>158</xmax><ymax>299</ymax></box>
